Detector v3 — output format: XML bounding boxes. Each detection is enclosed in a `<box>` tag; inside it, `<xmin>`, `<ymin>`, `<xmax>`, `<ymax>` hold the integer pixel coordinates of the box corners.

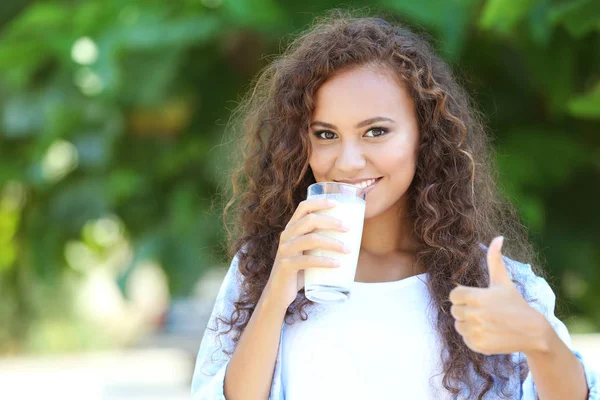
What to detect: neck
<box><xmin>360</xmin><ymin>196</ymin><xmax>419</xmax><ymax>258</ymax></box>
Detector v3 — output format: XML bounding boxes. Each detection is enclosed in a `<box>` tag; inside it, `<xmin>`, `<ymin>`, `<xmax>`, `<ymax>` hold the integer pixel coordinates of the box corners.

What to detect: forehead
<box><xmin>312</xmin><ymin>65</ymin><xmax>414</xmax><ymax>124</ymax></box>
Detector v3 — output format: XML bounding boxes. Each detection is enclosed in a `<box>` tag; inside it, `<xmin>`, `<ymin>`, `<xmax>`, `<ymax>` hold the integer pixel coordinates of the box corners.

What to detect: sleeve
<box><xmin>514</xmin><ymin>262</ymin><xmax>600</xmax><ymax>400</ymax></box>
<box><xmin>190</xmin><ymin>252</ymin><xmax>244</xmax><ymax>400</ymax></box>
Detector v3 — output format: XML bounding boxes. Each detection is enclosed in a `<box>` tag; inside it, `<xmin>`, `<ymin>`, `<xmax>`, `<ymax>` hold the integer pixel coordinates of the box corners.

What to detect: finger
<box><xmin>450</xmin><ymin>304</ymin><xmax>468</xmax><ymax>321</ymax></box>
<box><xmin>449</xmin><ymin>285</ymin><xmax>487</xmax><ymax>306</ymax></box>
<box><xmin>454</xmin><ymin>320</ymin><xmax>468</xmax><ymax>336</ymax></box>
<box><xmin>287</xmin><ymin>198</ymin><xmax>337</xmax><ymax>227</ymax></box>
<box><xmin>449</xmin><ymin>285</ymin><xmax>470</xmax><ymax>305</ymax></box>
<box><xmin>286</xmin><ymin>212</ymin><xmax>349</xmax><ymax>240</ymax></box>
<box><xmin>282</xmin><ymin>233</ymin><xmax>349</xmax><ymax>256</ymax></box>
<box><xmin>487</xmin><ymin>236</ymin><xmax>512</xmax><ymax>287</ymax></box>
<box><xmin>282</xmin><ymin>255</ymin><xmax>340</xmax><ymax>272</ymax></box>
<box><xmin>297</xmin><ymin>270</ymin><xmax>305</xmax><ymax>291</ymax></box>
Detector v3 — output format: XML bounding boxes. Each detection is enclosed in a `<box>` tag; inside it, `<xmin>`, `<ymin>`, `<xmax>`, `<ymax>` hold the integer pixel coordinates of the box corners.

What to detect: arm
<box><xmin>524</xmin><ymin>317</ymin><xmax>588</xmax><ymax>400</ymax></box>
<box><xmin>517</xmin><ymin>263</ymin><xmax>600</xmax><ymax>400</ymax></box>
<box><xmin>196</xmin><ymin>197</ymin><xmax>343</xmax><ymax>399</ymax></box>
<box><xmin>223</xmin><ymin>279</ymin><xmax>288</xmax><ymax>400</ymax></box>
<box><xmin>190</xmin><ymin>253</ymin><xmax>287</xmax><ymax>400</ymax></box>
<box><xmin>190</xmin><ymin>252</ymin><xmax>288</xmax><ymax>400</ymax></box>
<box><xmin>190</xmin><ymin>254</ymin><xmax>242</xmax><ymax>399</ymax></box>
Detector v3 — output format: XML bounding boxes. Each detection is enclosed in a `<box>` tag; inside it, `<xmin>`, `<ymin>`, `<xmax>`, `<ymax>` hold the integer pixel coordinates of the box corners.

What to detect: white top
<box><xmin>191</xmin><ymin>251</ymin><xmax>599</xmax><ymax>400</ymax></box>
<box><xmin>280</xmin><ymin>273</ymin><xmax>453</xmax><ymax>400</ymax></box>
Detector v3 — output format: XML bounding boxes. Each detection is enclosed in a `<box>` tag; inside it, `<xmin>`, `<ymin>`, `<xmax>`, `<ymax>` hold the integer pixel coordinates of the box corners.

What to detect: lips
<box><xmin>335</xmin><ymin>177</ymin><xmax>383</xmax><ymax>187</ymax></box>
<box><xmin>361</xmin><ymin>177</ymin><xmax>382</xmax><ymax>193</ymax></box>
<box><xmin>332</xmin><ymin>177</ymin><xmax>383</xmax><ymax>196</ymax></box>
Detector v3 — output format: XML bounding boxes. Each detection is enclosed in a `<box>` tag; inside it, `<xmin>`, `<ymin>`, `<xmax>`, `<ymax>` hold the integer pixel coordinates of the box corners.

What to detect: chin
<box><xmin>363</xmin><ymin>202</ymin><xmax>383</xmax><ymax>220</ymax></box>
<box><xmin>364</xmin><ymin>192</ymin><xmax>404</xmax><ymax>221</ymax></box>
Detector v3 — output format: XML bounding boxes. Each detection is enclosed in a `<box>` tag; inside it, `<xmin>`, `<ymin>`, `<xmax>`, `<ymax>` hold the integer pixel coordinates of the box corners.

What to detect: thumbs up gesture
<box><xmin>449</xmin><ymin>237</ymin><xmax>549</xmax><ymax>355</ymax></box>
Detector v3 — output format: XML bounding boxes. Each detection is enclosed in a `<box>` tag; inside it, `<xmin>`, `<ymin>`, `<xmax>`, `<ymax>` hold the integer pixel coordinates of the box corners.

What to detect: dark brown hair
<box><xmin>218</xmin><ymin>9</ymin><xmax>541</xmax><ymax>399</ymax></box>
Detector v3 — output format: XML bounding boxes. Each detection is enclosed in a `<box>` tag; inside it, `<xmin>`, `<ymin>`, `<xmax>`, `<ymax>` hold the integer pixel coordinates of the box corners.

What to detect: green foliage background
<box><xmin>0</xmin><ymin>0</ymin><xmax>598</xmax><ymax>353</ymax></box>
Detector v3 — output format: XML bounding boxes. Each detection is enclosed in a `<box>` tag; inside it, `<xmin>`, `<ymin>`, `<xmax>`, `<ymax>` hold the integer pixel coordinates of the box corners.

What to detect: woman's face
<box><xmin>308</xmin><ymin>65</ymin><xmax>420</xmax><ymax>219</ymax></box>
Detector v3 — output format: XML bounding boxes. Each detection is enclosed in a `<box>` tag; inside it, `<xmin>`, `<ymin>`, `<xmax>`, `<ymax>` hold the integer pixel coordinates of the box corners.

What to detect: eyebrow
<box><xmin>310</xmin><ymin>117</ymin><xmax>396</xmax><ymax>130</ymax></box>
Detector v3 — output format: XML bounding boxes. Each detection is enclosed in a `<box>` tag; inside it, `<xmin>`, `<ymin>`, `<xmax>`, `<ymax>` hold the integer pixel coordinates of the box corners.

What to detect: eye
<box><xmin>364</xmin><ymin>127</ymin><xmax>389</xmax><ymax>138</ymax></box>
<box><xmin>313</xmin><ymin>130</ymin><xmax>337</xmax><ymax>140</ymax></box>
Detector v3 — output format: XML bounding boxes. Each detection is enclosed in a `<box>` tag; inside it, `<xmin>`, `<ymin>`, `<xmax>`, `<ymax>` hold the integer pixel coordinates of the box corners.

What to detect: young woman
<box><xmin>191</xmin><ymin>11</ymin><xmax>599</xmax><ymax>400</ymax></box>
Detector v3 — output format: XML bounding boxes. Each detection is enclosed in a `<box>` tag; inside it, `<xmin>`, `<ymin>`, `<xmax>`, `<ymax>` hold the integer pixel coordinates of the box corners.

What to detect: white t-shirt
<box><xmin>280</xmin><ymin>272</ymin><xmax>453</xmax><ymax>399</ymax></box>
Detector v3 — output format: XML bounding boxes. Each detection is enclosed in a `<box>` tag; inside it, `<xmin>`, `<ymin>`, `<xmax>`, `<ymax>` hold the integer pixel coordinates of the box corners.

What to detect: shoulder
<box><xmin>226</xmin><ymin>244</ymin><xmax>251</xmax><ymax>281</ymax></box>
<box><xmin>212</xmin><ymin>247</ymin><xmax>249</xmax><ymax>307</ymax></box>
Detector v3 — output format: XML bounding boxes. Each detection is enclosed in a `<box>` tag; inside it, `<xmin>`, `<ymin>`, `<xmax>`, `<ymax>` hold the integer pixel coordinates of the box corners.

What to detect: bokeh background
<box><xmin>0</xmin><ymin>0</ymin><xmax>599</xmax><ymax>398</ymax></box>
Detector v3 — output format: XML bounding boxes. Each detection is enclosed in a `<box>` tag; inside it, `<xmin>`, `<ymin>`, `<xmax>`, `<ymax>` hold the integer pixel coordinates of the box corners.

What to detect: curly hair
<box><xmin>217</xmin><ymin>9</ymin><xmax>541</xmax><ymax>400</ymax></box>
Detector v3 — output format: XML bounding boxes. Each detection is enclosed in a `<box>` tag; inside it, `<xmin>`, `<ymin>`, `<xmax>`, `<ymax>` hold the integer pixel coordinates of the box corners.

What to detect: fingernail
<box><xmin>341</xmin><ymin>223</ymin><xmax>351</xmax><ymax>231</ymax></box>
<box><xmin>344</xmin><ymin>244</ymin><xmax>352</xmax><ymax>253</ymax></box>
<box><xmin>498</xmin><ymin>236</ymin><xmax>504</xmax><ymax>248</ymax></box>
<box><xmin>327</xmin><ymin>199</ymin><xmax>337</xmax><ymax>206</ymax></box>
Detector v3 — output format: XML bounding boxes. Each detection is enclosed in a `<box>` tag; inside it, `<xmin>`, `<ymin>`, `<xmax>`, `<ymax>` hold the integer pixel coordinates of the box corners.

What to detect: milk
<box><xmin>304</xmin><ymin>193</ymin><xmax>366</xmax><ymax>302</ymax></box>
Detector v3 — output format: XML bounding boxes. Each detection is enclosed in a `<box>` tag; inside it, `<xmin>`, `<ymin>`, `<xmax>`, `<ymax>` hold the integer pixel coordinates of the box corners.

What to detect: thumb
<box><xmin>487</xmin><ymin>236</ymin><xmax>512</xmax><ymax>286</ymax></box>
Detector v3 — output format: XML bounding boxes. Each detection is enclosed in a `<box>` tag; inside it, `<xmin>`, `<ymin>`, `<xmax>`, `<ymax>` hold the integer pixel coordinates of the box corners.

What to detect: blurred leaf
<box><xmin>568</xmin><ymin>82</ymin><xmax>600</xmax><ymax>119</ymax></box>
<box><xmin>480</xmin><ymin>0</ymin><xmax>538</xmax><ymax>34</ymax></box>
<box><xmin>117</xmin><ymin>231</ymin><xmax>163</xmax><ymax>297</ymax></box>
<box><xmin>204</xmin><ymin>134</ymin><xmax>234</xmax><ymax>186</ymax></box>
<box><xmin>71</xmin><ymin>1</ymin><xmax>119</xmax><ymax>35</ymax></box>
<box><xmin>526</xmin><ymin>0</ymin><xmax>553</xmax><ymax>46</ymax></box>
<box><xmin>72</xmin><ymin>134</ymin><xmax>113</xmax><ymax>170</ymax></box>
<box><xmin>1</xmin><ymin>94</ymin><xmax>46</xmax><ymax>138</ymax></box>
<box><xmin>380</xmin><ymin>0</ymin><xmax>479</xmax><ymax>57</ymax></box>
<box><xmin>0</xmin><ymin>1</ymin><xmax>33</xmax><ymax>28</ymax></box>
<box><xmin>25</xmin><ymin>209</ymin><xmax>65</xmax><ymax>280</ymax></box>
<box><xmin>160</xmin><ymin>213</ymin><xmax>220</xmax><ymax>296</ymax></box>
<box><xmin>0</xmin><ymin>209</ymin><xmax>19</xmax><ymax>243</ymax></box>
<box><xmin>0</xmin><ymin>3</ymin><xmax>73</xmax><ymax>88</ymax></box>
<box><xmin>550</xmin><ymin>0</ymin><xmax>600</xmax><ymax>38</ymax></box>
<box><xmin>168</xmin><ymin>184</ymin><xmax>198</xmax><ymax>233</ymax></box>
<box><xmin>222</xmin><ymin>0</ymin><xmax>286</xmax><ymax>29</ymax></box>
<box><xmin>495</xmin><ymin>128</ymin><xmax>591</xmax><ymax>232</ymax></box>
<box><xmin>116</xmin><ymin>14</ymin><xmax>222</xmax><ymax>50</ymax></box>
<box><xmin>0</xmin><ymin>41</ymin><xmax>49</xmax><ymax>89</ymax></box>
<box><xmin>107</xmin><ymin>169</ymin><xmax>146</xmax><ymax>204</ymax></box>
<box><xmin>5</xmin><ymin>3</ymin><xmax>70</xmax><ymax>33</ymax></box>
<box><xmin>156</xmin><ymin>135</ymin><xmax>209</xmax><ymax>178</ymax></box>
<box><xmin>0</xmin><ymin>156</ymin><xmax>23</xmax><ymax>185</ymax></box>
<box><xmin>497</xmin><ymin>130</ymin><xmax>589</xmax><ymax>190</ymax></box>
<box><xmin>48</xmin><ymin>179</ymin><xmax>110</xmax><ymax>235</ymax></box>
<box><xmin>520</xmin><ymin>31</ymin><xmax>575</xmax><ymax>116</ymax></box>
<box><xmin>120</xmin><ymin>49</ymin><xmax>183</xmax><ymax>106</ymax></box>
<box><xmin>516</xmin><ymin>194</ymin><xmax>545</xmax><ymax>231</ymax></box>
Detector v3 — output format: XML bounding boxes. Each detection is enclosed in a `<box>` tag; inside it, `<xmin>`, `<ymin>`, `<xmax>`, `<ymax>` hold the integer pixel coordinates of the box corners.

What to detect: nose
<box><xmin>335</xmin><ymin>140</ymin><xmax>367</xmax><ymax>174</ymax></box>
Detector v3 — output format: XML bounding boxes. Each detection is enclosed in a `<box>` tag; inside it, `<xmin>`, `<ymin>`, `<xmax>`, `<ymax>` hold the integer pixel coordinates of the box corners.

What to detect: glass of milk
<box><xmin>304</xmin><ymin>182</ymin><xmax>366</xmax><ymax>304</ymax></box>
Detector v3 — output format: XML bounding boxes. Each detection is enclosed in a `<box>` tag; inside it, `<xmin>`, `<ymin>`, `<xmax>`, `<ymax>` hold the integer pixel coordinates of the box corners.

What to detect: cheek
<box><xmin>377</xmin><ymin>144</ymin><xmax>417</xmax><ymax>174</ymax></box>
<box><xmin>308</xmin><ymin>150</ymin><xmax>330</xmax><ymax>178</ymax></box>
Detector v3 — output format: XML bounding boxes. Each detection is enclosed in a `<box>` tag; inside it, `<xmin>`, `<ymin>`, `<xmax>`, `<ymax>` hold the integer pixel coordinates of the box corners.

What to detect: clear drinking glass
<box><xmin>304</xmin><ymin>182</ymin><xmax>367</xmax><ymax>304</ymax></box>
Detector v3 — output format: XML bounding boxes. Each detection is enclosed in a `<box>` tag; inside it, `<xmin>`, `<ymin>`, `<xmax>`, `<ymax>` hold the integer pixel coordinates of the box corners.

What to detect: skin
<box><xmin>308</xmin><ymin>65</ymin><xmax>425</xmax><ymax>282</ymax></box>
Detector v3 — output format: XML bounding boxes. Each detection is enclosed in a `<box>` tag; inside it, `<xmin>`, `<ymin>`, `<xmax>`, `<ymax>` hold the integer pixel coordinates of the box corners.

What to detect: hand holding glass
<box><xmin>304</xmin><ymin>182</ymin><xmax>366</xmax><ymax>304</ymax></box>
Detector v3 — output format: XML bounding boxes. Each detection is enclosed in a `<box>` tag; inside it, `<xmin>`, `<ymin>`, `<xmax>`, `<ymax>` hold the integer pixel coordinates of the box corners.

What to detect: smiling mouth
<box><xmin>356</xmin><ymin>177</ymin><xmax>382</xmax><ymax>194</ymax></box>
<box><xmin>331</xmin><ymin>177</ymin><xmax>383</xmax><ymax>196</ymax></box>
<box><xmin>335</xmin><ymin>177</ymin><xmax>382</xmax><ymax>187</ymax></box>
